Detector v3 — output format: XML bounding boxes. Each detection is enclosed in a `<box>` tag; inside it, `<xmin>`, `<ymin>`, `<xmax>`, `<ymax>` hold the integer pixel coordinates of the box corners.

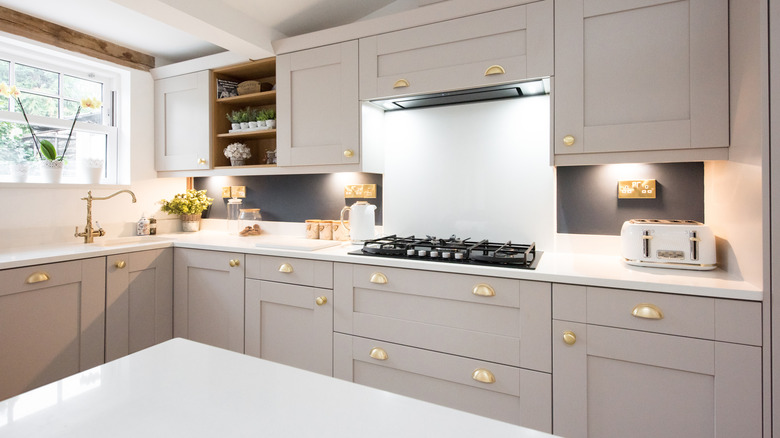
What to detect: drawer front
<box><xmin>337</xmin><ymin>334</ymin><xmax>551</xmax><ymax>432</ymax></box>
<box><xmin>0</xmin><ymin>259</ymin><xmax>83</xmax><ymax>297</ymax></box>
<box><xmin>587</xmin><ymin>287</ymin><xmax>715</xmax><ymax>339</ymax></box>
<box><xmin>246</xmin><ymin>255</ymin><xmax>333</xmax><ymax>288</ymax></box>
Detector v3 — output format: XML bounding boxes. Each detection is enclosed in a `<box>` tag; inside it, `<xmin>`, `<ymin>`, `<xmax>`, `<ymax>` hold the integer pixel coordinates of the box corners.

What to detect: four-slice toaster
<box><xmin>620</xmin><ymin>219</ymin><xmax>717</xmax><ymax>270</ymax></box>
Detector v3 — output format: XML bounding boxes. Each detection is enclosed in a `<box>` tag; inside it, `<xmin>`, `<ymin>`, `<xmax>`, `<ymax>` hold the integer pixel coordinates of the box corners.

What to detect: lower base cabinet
<box><xmin>0</xmin><ymin>258</ymin><xmax>106</xmax><ymax>401</ymax></box>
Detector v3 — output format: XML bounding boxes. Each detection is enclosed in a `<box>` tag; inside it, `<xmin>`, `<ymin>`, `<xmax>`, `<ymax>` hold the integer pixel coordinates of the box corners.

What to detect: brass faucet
<box><xmin>75</xmin><ymin>190</ymin><xmax>137</xmax><ymax>243</ymax></box>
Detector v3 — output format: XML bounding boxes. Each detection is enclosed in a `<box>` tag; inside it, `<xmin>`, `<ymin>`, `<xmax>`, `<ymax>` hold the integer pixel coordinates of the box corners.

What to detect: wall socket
<box><xmin>618</xmin><ymin>180</ymin><xmax>656</xmax><ymax>199</ymax></box>
<box><xmin>344</xmin><ymin>184</ymin><xmax>376</xmax><ymax>198</ymax></box>
<box><xmin>222</xmin><ymin>186</ymin><xmax>246</xmax><ymax>198</ymax></box>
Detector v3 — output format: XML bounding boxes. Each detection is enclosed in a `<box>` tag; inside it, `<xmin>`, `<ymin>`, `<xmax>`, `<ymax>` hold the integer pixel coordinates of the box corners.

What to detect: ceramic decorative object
<box><xmin>230</xmin><ymin>158</ymin><xmax>245</xmax><ymax>166</ymax></box>
<box><xmin>39</xmin><ymin>160</ymin><xmax>64</xmax><ymax>183</ymax></box>
<box><xmin>266</xmin><ymin>119</ymin><xmax>276</xmax><ymax>129</ymax></box>
<box><xmin>181</xmin><ymin>213</ymin><xmax>201</xmax><ymax>232</ymax></box>
<box><xmin>82</xmin><ymin>158</ymin><xmax>104</xmax><ymax>184</ymax></box>
<box><xmin>9</xmin><ymin>162</ymin><xmax>30</xmax><ymax>183</ymax></box>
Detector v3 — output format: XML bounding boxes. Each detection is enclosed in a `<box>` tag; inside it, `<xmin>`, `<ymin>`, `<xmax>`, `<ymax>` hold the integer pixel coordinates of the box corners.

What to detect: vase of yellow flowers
<box><xmin>0</xmin><ymin>83</ymin><xmax>102</xmax><ymax>183</ymax></box>
<box><xmin>159</xmin><ymin>189</ymin><xmax>214</xmax><ymax>232</ymax></box>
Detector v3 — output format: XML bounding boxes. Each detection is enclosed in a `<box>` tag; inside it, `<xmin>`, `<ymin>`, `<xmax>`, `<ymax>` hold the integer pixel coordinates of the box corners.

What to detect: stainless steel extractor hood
<box><xmin>369</xmin><ymin>78</ymin><xmax>550</xmax><ymax>111</ymax></box>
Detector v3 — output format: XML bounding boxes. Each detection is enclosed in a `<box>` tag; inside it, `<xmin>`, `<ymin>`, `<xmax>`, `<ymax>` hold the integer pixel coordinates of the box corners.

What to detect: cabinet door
<box><xmin>552</xmin><ymin>321</ymin><xmax>762</xmax><ymax>438</ymax></box>
<box><xmin>154</xmin><ymin>70</ymin><xmax>211</xmax><ymax>171</ymax></box>
<box><xmin>105</xmin><ymin>249</ymin><xmax>173</xmax><ymax>362</ymax></box>
<box><xmin>276</xmin><ymin>41</ymin><xmax>360</xmax><ymax>167</ymax></box>
<box><xmin>174</xmin><ymin>249</ymin><xmax>244</xmax><ymax>353</ymax></box>
<box><xmin>0</xmin><ymin>258</ymin><xmax>105</xmax><ymax>400</ymax></box>
<box><xmin>245</xmin><ymin>279</ymin><xmax>333</xmax><ymax>375</ymax></box>
<box><xmin>554</xmin><ymin>0</ymin><xmax>728</xmax><ymax>160</ymax></box>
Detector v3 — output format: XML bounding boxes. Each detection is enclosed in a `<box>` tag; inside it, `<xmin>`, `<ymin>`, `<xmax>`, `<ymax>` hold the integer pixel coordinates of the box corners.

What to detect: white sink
<box><xmin>90</xmin><ymin>236</ymin><xmax>173</xmax><ymax>247</ymax></box>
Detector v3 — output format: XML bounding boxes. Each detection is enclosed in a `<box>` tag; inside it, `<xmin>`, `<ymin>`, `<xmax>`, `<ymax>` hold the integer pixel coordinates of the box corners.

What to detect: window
<box><xmin>0</xmin><ymin>45</ymin><xmax>119</xmax><ymax>185</ymax></box>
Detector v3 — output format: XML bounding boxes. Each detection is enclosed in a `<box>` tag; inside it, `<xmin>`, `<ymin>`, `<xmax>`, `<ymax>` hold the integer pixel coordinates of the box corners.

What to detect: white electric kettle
<box><xmin>340</xmin><ymin>201</ymin><xmax>377</xmax><ymax>242</ymax></box>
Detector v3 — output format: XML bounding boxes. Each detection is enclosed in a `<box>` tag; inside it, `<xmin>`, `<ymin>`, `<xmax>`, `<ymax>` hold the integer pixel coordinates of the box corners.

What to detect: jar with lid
<box><xmin>227</xmin><ymin>198</ymin><xmax>242</xmax><ymax>234</ymax></box>
<box><xmin>239</xmin><ymin>208</ymin><xmax>262</xmax><ymax>234</ymax></box>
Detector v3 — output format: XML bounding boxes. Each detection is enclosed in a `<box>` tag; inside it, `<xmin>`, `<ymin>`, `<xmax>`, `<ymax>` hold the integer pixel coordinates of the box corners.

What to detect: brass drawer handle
<box><xmin>278</xmin><ymin>263</ymin><xmax>293</xmax><ymax>273</ymax></box>
<box><xmin>484</xmin><ymin>65</ymin><xmax>506</xmax><ymax>76</ymax></box>
<box><xmin>369</xmin><ymin>272</ymin><xmax>388</xmax><ymax>284</ymax></box>
<box><xmin>315</xmin><ymin>296</ymin><xmax>327</xmax><ymax>306</ymax></box>
<box><xmin>343</xmin><ymin>149</ymin><xmax>355</xmax><ymax>158</ymax></box>
<box><xmin>563</xmin><ymin>330</ymin><xmax>577</xmax><ymax>345</ymax></box>
<box><xmin>115</xmin><ymin>260</ymin><xmax>126</xmax><ymax>269</ymax></box>
<box><xmin>393</xmin><ymin>79</ymin><xmax>410</xmax><ymax>89</ymax></box>
<box><xmin>563</xmin><ymin>135</ymin><xmax>575</xmax><ymax>146</ymax></box>
<box><xmin>632</xmin><ymin>303</ymin><xmax>664</xmax><ymax>320</ymax></box>
<box><xmin>369</xmin><ymin>347</ymin><xmax>388</xmax><ymax>361</ymax></box>
<box><xmin>472</xmin><ymin>283</ymin><xmax>495</xmax><ymax>297</ymax></box>
<box><xmin>472</xmin><ymin>368</ymin><xmax>496</xmax><ymax>384</ymax></box>
<box><xmin>229</xmin><ymin>259</ymin><xmax>241</xmax><ymax>268</ymax></box>
<box><xmin>25</xmin><ymin>272</ymin><xmax>50</xmax><ymax>284</ymax></box>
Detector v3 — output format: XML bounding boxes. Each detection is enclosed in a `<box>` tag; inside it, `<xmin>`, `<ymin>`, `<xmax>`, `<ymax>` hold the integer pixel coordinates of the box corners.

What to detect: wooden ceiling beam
<box><xmin>0</xmin><ymin>6</ymin><xmax>155</xmax><ymax>71</ymax></box>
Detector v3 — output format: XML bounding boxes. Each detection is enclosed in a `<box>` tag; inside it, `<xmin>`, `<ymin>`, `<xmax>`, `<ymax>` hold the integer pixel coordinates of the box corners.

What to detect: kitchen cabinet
<box><xmin>553</xmin><ymin>0</ymin><xmax>730</xmax><ymax>165</ymax></box>
<box><xmin>244</xmin><ymin>255</ymin><xmax>333</xmax><ymax>375</ymax></box>
<box><xmin>105</xmin><ymin>249</ymin><xmax>173</xmax><ymax>362</ymax></box>
<box><xmin>552</xmin><ymin>284</ymin><xmax>762</xmax><ymax>438</ymax></box>
<box><xmin>0</xmin><ymin>258</ymin><xmax>105</xmax><ymax>401</ymax></box>
<box><xmin>359</xmin><ymin>0</ymin><xmax>553</xmax><ymax>100</ymax></box>
<box><xmin>154</xmin><ymin>70</ymin><xmax>212</xmax><ymax>171</ymax></box>
<box><xmin>333</xmin><ymin>263</ymin><xmax>552</xmax><ymax>431</ymax></box>
<box><xmin>173</xmin><ymin>248</ymin><xmax>245</xmax><ymax>353</ymax></box>
<box><xmin>276</xmin><ymin>40</ymin><xmax>360</xmax><ymax>167</ymax></box>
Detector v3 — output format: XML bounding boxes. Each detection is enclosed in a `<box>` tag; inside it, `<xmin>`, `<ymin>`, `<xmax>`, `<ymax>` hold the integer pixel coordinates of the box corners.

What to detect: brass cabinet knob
<box><xmin>278</xmin><ymin>263</ymin><xmax>294</xmax><ymax>273</ymax></box>
<box><xmin>25</xmin><ymin>272</ymin><xmax>50</xmax><ymax>284</ymax></box>
<box><xmin>343</xmin><ymin>149</ymin><xmax>355</xmax><ymax>158</ymax></box>
<box><xmin>315</xmin><ymin>296</ymin><xmax>327</xmax><ymax>306</ymax></box>
<box><xmin>484</xmin><ymin>65</ymin><xmax>506</xmax><ymax>76</ymax></box>
<box><xmin>229</xmin><ymin>259</ymin><xmax>241</xmax><ymax>268</ymax></box>
<box><xmin>632</xmin><ymin>303</ymin><xmax>664</xmax><ymax>320</ymax></box>
<box><xmin>472</xmin><ymin>283</ymin><xmax>495</xmax><ymax>297</ymax></box>
<box><xmin>563</xmin><ymin>330</ymin><xmax>577</xmax><ymax>345</ymax></box>
<box><xmin>369</xmin><ymin>347</ymin><xmax>388</xmax><ymax>361</ymax></box>
<box><xmin>472</xmin><ymin>368</ymin><xmax>496</xmax><ymax>384</ymax></box>
<box><xmin>563</xmin><ymin>135</ymin><xmax>575</xmax><ymax>146</ymax></box>
<box><xmin>115</xmin><ymin>260</ymin><xmax>126</xmax><ymax>269</ymax></box>
<box><xmin>197</xmin><ymin>158</ymin><xmax>207</xmax><ymax>165</ymax></box>
<box><xmin>369</xmin><ymin>272</ymin><xmax>388</xmax><ymax>284</ymax></box>
<box><xmin>393</xmin><ymin>79</ymin><xmax>410</xmax><ymax>89</ymax></box>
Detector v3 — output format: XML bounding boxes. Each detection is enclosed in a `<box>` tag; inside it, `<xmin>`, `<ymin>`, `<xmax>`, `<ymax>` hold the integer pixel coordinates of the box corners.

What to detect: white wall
<box><xmin>382</xmin><ymin>96</ymin><xmax>555</xmax><ymax>250</ymax></box>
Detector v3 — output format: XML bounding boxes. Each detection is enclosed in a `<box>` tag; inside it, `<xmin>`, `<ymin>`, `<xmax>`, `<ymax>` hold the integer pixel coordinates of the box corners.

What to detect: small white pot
<box><xmin>240</xmin><ymin>122</ymin><xmax>249</xmax><ymax>129</ymax></box>
<box><xmin>39</xmin><ymin>160</ymin><xmax>64</xmax><ymax>183</ymax></box>
<box><xmin>248</xmin><ymin>121</ymin><xmax>258</xmax><ymax>129</ymax></box>
<box><xmin>266</xmin><ymin>120</ymin><xmax>276</xmax><ymax>129</ymax></box>
<box><xmin>231</xmin><ymin>123</ymin><xmax>241</xmax><ymax>131</ymax></box>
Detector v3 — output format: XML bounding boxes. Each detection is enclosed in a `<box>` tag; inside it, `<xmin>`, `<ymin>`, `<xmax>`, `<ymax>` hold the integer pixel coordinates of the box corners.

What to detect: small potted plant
<box><xmin>264</xmin><ymin>109</ymin><xmax>276</xmax><ymax>129</ymax></box>
<box><xmin>255</xmin><ymin>109</ymin><xmax>268</xmax><ymax>129</ymax></box>
<box><xmin>224</xmin><ymin>142</ymin><xmax>251</xmax><ymax>166</ymax></box>
<box><xmin>159</xmin><ymin>189</ymin><xmax>214</xmax><ymax>232</ymax></box>
<box><xmin>226</xmin><ymin>110</ymin><xmax>241</xmax><ymax>131</ymax></box>
<box><xmin>237</xmin><ymin>108</ymin><xmax>250</xmax><ymax>130</ymax></box>
<box><xmin>246</xmin><ymin>107</ymin><xmax>259</xmax><ymax>129</ymax></box>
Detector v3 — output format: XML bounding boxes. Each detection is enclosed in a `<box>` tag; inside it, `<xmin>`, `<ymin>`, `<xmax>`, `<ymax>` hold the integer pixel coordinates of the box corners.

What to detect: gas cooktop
<box><xmin>349</xmin><ymin>235</ymin><xmax>541</xmax><ymax>269</ymax></box>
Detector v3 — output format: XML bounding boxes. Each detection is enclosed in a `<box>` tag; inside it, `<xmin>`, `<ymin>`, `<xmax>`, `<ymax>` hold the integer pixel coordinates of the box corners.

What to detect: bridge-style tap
<box><xmin>75</xmin><ymin>190</ymin><xmax>137</xmax><ymax>243</ymax></box>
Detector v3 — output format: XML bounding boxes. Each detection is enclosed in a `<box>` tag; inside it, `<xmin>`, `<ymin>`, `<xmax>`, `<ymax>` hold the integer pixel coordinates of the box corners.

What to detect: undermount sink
<box><xmin>90</xmin><ymin>236</ymin><xmax>173</xmax><ymax>247</ymax></box>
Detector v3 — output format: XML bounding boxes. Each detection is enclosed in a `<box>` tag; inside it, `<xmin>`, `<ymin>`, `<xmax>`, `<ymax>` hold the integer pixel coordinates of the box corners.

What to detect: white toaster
<box><xmin>620</xmin><ymin>219</ymin><xmax>716</xmax><ymax>270</ymax></box>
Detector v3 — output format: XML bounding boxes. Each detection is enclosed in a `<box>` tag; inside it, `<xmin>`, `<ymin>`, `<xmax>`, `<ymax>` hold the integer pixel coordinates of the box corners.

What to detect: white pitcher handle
<box><xmin>340</xmin><ymin>206</ymin><xmax>351</xmax><ymax>231</ymax></box>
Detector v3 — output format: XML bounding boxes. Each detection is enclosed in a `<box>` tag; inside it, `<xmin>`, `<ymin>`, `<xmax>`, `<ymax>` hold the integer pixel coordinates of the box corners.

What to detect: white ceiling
<box><xmin>0</xmin><ymin>0</ymin><xmax>400</xmax><ymax>66</ymax></box>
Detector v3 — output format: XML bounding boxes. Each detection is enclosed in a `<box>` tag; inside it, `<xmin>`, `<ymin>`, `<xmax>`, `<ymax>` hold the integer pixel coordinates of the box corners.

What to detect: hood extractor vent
<box><xmin>369</xmin><ymin>78</ymin><xmax>550</xmax><ymax>111</ymax></box>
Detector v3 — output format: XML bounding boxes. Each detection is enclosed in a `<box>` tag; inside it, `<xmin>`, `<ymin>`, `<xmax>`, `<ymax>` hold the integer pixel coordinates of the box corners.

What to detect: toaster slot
<box><xmin>690</xmin><ymin>231</ymin><xmax>700</xmax><ymax>261</ymax></box>
<box><xmin>642</xmin><ymin>230</ymin><xmax>652</xmax><ymax>258</ymax></box>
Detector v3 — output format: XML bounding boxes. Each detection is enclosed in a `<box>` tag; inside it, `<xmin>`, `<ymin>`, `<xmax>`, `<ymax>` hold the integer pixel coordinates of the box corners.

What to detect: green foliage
<box><xmin>39</xmin><ymin>140</ymin><xmax>57</xmax><ymax>160</ymax></box>
<box><xmin>226</xmin><ymin>110</ymin><xmax>242</xmax><ymax>123</ymax></box>
<box><xmin>159</xmin><ymin>189</ymin><xmax>214</xmax><ymax>215</ymax></box>
<box><xmin>255</xmin><ymin>108</ymin><xmax>275</xmax><ymax>121</ymax></box>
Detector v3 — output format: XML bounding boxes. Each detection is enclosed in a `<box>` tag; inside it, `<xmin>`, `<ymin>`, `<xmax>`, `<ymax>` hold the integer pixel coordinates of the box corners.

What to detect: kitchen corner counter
<box><xmin>0</xmin><ymin>231</ymin><xmax>763</xmax><ymax>301</ymax></box>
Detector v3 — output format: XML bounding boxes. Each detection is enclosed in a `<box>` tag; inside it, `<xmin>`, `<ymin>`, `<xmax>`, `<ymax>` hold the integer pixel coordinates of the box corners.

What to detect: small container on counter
<box><xmin>136</xmin><ymin>213</ymin><xmax>150</xmax><ymax>236</ymax></box>
<box><xmin>305</xmin><ymin>220</ymin><xmax>319</xmax><ymax>239</ymax></box>
<box><xmin>227</xmin><ymin>198</ymin><xmax>242</xmax><ymax>235</ymax></box>
<box><xmin>319</xmin><ymin>220</ymin><xmax>333</xmax><ymax>240</ymax></box>
<box><xmin>238</xmin><ymin>208</ymin><xmax>262</xmax><ymax>236</ymax></box>
<box><xmin>149</xmin><ymin>217</ymin><xmax>157</xmax><ymax>235</ymax></box>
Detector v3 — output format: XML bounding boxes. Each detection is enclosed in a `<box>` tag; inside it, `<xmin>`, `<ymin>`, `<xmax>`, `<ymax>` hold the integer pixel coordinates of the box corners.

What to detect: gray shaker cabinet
<box><xmin>552</xmin><ymin>284</ymin><xmax>762</xmax><ymax>438</ymax></box>
<box><xmin>105</xmin><ymin>248</ymin><xmax>173</xmax><ymax>362</ymax></box>
<box><xmin>173</xmin><ymin>248</ymin><xmax>245</xmax><ymax>353</ymax></box>
<box><xmin>244</xmin><ymin>255</ymin><xmax>333</xmax><ymax>376</ymax></box>
<box><xmin>0</xmin><ymin>258</ymin><xmax>106</xmax><ymax>401</ymax></box>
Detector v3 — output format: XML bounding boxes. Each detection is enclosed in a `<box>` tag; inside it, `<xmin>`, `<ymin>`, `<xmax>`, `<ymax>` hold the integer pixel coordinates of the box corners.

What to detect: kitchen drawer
<box><xmin>245</xmin><ymin>255</ymin><xmax>332</xmax><ymax>288</ymax></box>
<box><xmin>334</xmin><ymin>263</ymin><xmax>551</xmax><ymax>372</ymax></box>
<box><xmin>553</xmin><ymin>284</ymin><xmax>762</xmax><ymax>346</ymax></box>
<box><xmin>0</xmin><ymin>260</ymin><xmax>83</xmax><ymax>297</ymax></box>
<box><xmin>334</xmin><ymin>333</ymin><xmax>551</xmax><ymax>431</ymax></box>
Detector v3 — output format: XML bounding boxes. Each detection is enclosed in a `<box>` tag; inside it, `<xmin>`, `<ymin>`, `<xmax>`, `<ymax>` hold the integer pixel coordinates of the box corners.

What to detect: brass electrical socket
<box><xmin>221</xmin><ymin>187</ymin><xmax>232</xmax><ymax>198</ymax></box>
<box><xmin>344</xmin><ymin>184</ymin><xmax>377</xmax><ymax>198</ymax></box>
<box><xmin>618</xmin><ymin>180</ymin><xmax>656</xmax><ymax>199</ymax></box>
<box><xmin>231</xmin><ymin>186</ymin><xmax>246</xmax><ymax>198</ymax></box>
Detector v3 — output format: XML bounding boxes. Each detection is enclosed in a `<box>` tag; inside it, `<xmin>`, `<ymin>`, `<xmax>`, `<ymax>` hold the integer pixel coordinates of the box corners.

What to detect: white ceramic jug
<box><xmin>340</xmin><ymin>201</ymin><xmax>377</xmax><ymax>242</ymax></box>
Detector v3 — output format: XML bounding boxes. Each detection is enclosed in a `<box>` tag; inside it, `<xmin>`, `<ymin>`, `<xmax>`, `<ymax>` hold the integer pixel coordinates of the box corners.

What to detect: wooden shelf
<box><xmin>217</xmin><ymin>129</ymin><xmax>276</xmax><ymax>140</ymax></box>
<box><xmin>217</xmin><ymin>90</ymin><xmax>276</xmax><ymax>106</ymax></box>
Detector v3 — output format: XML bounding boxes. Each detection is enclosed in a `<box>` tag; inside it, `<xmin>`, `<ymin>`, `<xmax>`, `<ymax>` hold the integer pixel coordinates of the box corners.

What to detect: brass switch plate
<box><xmin>221</xmin><ymin>187</ymin><xmax>232</xmax><ymax>198</ymax></box>
<box><xmin>618</xmin><ymin>180</ymin><xmax>656</xmax><ymax>199</ymax></box>
<box><xmin>231</xmin><ymin>186</ymin><xmax>246</xmax><ymax>198</ymax></box>
<box><xmin>344</xmin><ymin>184</ymin><xmax>377</xmax><ymax>198</ymax></box>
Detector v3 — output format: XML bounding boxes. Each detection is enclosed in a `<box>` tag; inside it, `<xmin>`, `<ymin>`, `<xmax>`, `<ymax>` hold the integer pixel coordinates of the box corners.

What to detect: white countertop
<box><xmin>0</xmin><ymin>338</ymin><xmax>556</xmax><ymax>438</ymax></box>
<box><xmin>0</xmin><ymin>231</ymin><xmax>763</xmax><ymax>301</ymax></box>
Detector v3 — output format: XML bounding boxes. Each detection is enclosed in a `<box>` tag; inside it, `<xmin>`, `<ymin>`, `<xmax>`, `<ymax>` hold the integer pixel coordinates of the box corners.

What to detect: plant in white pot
<box><xmin>226</xmin><ymin>110</ymin><xmax>242</xmax><ymax>131</ymax></box>
<box><xmin>224</xmin><ymin>142</ymin><xmax>251</xmax><ymax>166</ymax></box>
<box><xmin>263</xmin><ymin>109</ymin><xmax>276</xmax><ymax>129</ymax></box>
<box><xmin>159</xmin><ymin>189</ymin><xmax>214</xmax><ymax>232</ymax></box>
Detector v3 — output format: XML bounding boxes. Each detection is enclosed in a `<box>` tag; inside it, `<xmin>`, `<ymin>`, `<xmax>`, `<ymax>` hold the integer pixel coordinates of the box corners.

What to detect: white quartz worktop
<box><xmin>0</xmin><ymin>231</ymin><xmax>762</xmax><ymax>301</ymax></box>
<box><xmin>0</xmin><ymin>338</ymin><xmax>556</xmax><ymax>437</ymax></box>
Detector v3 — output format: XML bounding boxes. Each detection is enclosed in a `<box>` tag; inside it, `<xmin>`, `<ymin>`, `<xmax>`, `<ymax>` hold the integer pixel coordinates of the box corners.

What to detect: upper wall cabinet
<box><xmin>154</xmin><ymin>70</ymin><xmax>212</xmax><ymax>171</ymax></box>
<box><xmin>276</xmin><ymin>41</ymin><xmax>360</xmax><ymax>167</ymax></box>
<box><xmin>554</xmin><ymin>0</ymin><xmax>729</xmax><ymax>165</ymax></box>
<box><xmin>359</xmin><ymin>1</ymin><xmax>553</xmax><ymax>100</ymax></box>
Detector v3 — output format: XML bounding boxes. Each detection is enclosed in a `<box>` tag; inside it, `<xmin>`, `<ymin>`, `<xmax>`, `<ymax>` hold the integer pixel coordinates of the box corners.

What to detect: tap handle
<box><xmin>95</xmin><ymin>221</ymin><xmax>102</xmax><ymax>230</ymax></box>
<box><xmin>74</xmin><ymin>226</ymin><xmax>80</xmax><ymax>237</ymax></box>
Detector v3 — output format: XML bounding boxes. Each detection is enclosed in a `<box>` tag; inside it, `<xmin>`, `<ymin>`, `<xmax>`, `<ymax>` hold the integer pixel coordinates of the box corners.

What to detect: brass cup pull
<box><xmin>343</xmin><ymin>149</ymin><xmax>355</xmax><ymax>158</ymax></box>
<box><xmin>315</xmin><ymin>296</ymin><xmax>327</xmax><ymax>306</ymax></box>
<box><xmin>115</xmin><ymin>260</ymin><xmax>127</xmax><ymax>269</ymax></box>
<box><xmin>369</xmin><ymin>347</ymin><xmax>388</xmax><ymax>361</ymax></box>
<box><xmin>25</xmin><ymin>272</ymin><xmax>50</xmax><ymax>284</ymax></box>
<box><xmin>278</xmin><ymin>263</ymin><xmax>294</xmax><ymax>273</ymax></box>
<box><xmin>472</xmin><ymin>368</ymin><xmax>496</xmax><ymax>384</ymax></box>
<box><xmin>229</xmin><ymin>259</ymin><xmax>241</xmax><ymax>268</ymax></box>
<box><xmin>369</xmin><ymin>272</ymin><xmax>388</xmax><ymax>284</ymax></box>
<box><xmin>563</xmin><ymin>135</ymin><xmax>575</xmax><ymax>146</ymax></box>
<box><xmin>393</xmin><ymin>79</ymin><xmax>410</xmax><ymax>89</ymax></box>
<box><xmin>632</xmin><ymin>303</ymin><xmax>664</xmax><ymax>320</ymax></box>
<box><xmin>484</xmin><ymin>65</ymin><xmax>506</xmax><ymax>76</ymax></box>
<box><xmin>563</xmin><ymin>330</ymin><xmax>577</xmax><ymax>345</ymax></box>
<box><xmin>472</xmin><ymin>283</ymin><xmax>495</xmax><ymax>297</ymax></box>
